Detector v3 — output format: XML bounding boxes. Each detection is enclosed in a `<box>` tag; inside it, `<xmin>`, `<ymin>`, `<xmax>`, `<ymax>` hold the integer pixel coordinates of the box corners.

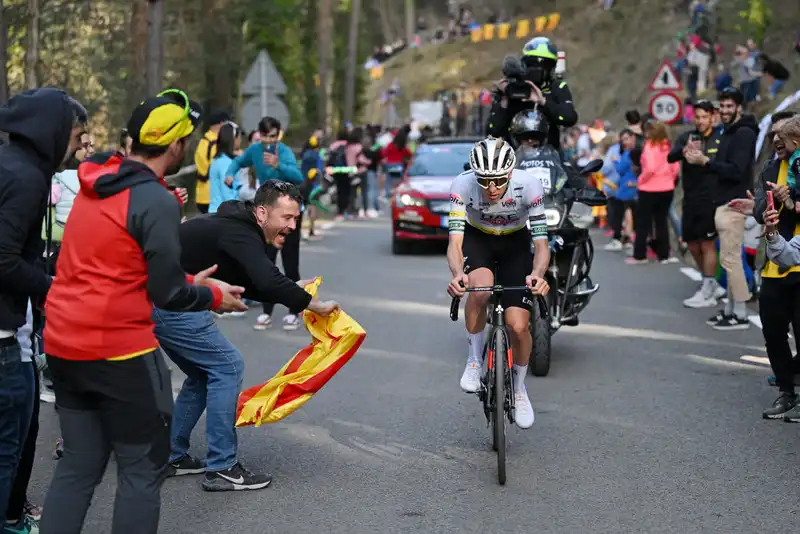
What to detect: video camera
<box><xmin>501</xmin><ymin>55</ymin><xmax>532</xmax><ymax>100</ymax></box>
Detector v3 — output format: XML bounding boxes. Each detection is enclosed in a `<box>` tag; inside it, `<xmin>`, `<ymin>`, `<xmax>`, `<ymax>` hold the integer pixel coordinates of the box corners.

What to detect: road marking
<box><xmin>680</xmin><ymin>267</ymin><xmax>703</xmax><ymax>282</ymax></box>
<box><xmin>740</xmin><ymin>355</ymin><xmax>770</xmax><ymax>366</ymax></box>
<box><xmin>685</xmin><ymin>353</ymin><xmax>765</xmax><ymax>371</ymax></box>
<box><xmin>748</xmin><ymin>315</ymin><xmax>762</xmax><ymax>329</ymax></box>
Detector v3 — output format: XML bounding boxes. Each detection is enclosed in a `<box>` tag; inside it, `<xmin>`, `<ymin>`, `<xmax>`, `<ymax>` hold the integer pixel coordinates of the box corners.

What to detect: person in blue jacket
<box><xmin>601</xmin><ymin>138</ymin><xmax>623</xmax><ymax>250</ymax></box>
<box><xmin>225</xmin><ymin>117</ymin><xmax>305</xmax><ymax>331</ymax></box>
<box><xmin>225</xmin><ymin>116</ymin><xmax>302</xmax><ymax>186</ymax></box>
<box><xmin>613</xmin><ymin>129</ymin><xmax>640</xmax><ymax>247</ymax></box>
<box><xmin>209</xmin><ymin>121</ymin><xmax>241</xmax><ymax>213</ymax></box>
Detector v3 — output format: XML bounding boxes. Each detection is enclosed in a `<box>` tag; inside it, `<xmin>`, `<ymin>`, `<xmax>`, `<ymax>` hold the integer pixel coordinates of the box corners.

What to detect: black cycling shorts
<box><xmin>682</xmin><ymin>202</ymin><xmax>717</xmax><ymax>242</ymax></box>
<box><xmin>462</xmin><ymin>223</ymin><xmax>534</xmax><ymax>312</ymax></box>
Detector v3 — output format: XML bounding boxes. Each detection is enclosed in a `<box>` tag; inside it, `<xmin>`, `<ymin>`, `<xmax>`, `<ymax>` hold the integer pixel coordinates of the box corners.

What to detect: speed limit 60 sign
<box><xmin>649</xmin><ymin>91</ymin><xmax>682</xmax><ymax>125</ymax></box>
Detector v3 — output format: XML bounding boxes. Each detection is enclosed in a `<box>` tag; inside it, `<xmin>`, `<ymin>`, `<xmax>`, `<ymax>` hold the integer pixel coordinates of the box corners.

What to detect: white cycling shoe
<box><xmin>460</xmin><ymin>360</ymin><xmax>481</xmax><ymax>393</ymax></box>
<box><xmin>514</xmin><ymin>389</ymin><xmax>535</xmax><ymax>429</ymax></box>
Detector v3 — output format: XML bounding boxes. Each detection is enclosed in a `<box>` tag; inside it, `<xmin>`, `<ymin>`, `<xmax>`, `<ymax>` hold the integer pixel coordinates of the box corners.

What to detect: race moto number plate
<box><xmin>529</xmin><ymin>167</ymin><xmax>551</xmax><ymax>192</ymax></box>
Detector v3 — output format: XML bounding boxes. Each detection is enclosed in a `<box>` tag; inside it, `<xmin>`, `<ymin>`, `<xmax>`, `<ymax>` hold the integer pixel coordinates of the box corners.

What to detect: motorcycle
<box><xmin>515</xmin><ymin>145</ymin><xmax>606</xmax><ymax>376</ymax></box>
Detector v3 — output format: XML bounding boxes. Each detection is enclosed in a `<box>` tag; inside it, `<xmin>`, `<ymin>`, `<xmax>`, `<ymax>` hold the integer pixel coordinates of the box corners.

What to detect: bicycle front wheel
<box><xmin>493</xmin><ymin>328</ymin><xmax>509</xmax><ymax>485</ymax></box>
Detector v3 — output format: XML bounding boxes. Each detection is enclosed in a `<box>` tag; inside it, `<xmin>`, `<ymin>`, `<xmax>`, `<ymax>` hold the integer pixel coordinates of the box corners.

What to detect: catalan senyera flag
<box><xmin>235</xmin><ymin>278</ymin><xmax>366</xmax><ymax>427</ymax></box>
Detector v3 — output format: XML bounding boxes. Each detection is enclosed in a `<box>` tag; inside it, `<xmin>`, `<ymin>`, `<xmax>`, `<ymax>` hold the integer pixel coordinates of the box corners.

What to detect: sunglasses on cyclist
<box><xmin>476</xmin><ymin>175</ymin><xmax>510</xmax><ymax>190</ymax></box>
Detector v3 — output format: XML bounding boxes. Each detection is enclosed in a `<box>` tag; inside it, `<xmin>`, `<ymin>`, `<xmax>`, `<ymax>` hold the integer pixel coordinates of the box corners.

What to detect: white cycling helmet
<box><xmin>469</xmin><ymin>138</ymin><xmax>516</xmax><ymax>178</ymax></box>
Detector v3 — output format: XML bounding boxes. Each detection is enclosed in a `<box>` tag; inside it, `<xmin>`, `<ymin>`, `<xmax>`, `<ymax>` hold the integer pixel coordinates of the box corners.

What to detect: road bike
<box><xmin>450</xmin><ymin>281</ymin><xmax>547</xmax><ymax>485</ymax></box>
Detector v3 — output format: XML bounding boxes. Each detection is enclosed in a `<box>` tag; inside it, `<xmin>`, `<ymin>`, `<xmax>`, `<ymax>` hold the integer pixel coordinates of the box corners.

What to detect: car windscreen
<box><xmin>407</xmin><ymin>143</ymin><xmax>473</xmax><ymax>177</ymax></box>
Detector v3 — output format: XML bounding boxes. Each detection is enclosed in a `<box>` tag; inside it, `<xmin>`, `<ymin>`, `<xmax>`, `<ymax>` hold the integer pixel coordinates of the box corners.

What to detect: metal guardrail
<box><xmin>165</xmin><ymin>164</ymin><xmax>197</xmax><ymax>183</ymax></box>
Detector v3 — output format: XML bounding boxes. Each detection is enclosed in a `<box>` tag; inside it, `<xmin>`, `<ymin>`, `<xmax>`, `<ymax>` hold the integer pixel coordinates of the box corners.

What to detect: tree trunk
<box><xmin>129</xmin><ymin>0</ymin><xmax>148</xmax><ymax>109</ymax></box>
<box><xmin>404</xmin><ymin>0</ymin><xmax>414</xmax><ymax>46</ymax></box>
<box><xmin>0</xmin><ymin>0</ymin><xmax>9</xmax><ymax>103</ymax></box>
<box><xmin>301</xmin><ymin>0</ymin><xmax>318</xmax><ymax>125</ymax></box>
<box><xmin>375</xmin><ymin>0</ymin><xmax>393</xmax><ymax>43</ymax></box>
<box><xmin>343</xmin><ymin>0</ymin><xmax>361</xmax><ymax>123</ymax></box>
<box><xmin>24</xmin><ymin>0</ymin><xmax>39</xmax><ymax>89</ymax></box>
<box><xmin>145</xmin><ymin>0</ymin><xmax>164</xmax><ymax>95</ymax></box>
<box><xmin>317</xmin><ymin>0</ymin><xmax>333</xmax><ymax>132</ymax></box>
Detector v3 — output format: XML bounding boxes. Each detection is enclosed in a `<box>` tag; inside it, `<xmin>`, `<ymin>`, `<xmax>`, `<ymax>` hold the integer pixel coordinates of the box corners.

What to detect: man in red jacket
<box><xmin>40</xmin><ymin>89</ymin><xmax>246</xmax><ymax>534</ymax></box>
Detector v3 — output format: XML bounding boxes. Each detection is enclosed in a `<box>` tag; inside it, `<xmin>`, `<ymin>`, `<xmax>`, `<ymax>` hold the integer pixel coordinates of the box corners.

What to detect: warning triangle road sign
<box><xmin>648</xmin><ymin>60</ymin><xmax>682</xmax><ymax>91</ymax></box>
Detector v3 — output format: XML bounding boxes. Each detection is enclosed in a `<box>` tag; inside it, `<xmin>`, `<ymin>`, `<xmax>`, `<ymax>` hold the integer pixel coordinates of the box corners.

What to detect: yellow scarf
<box><xmin>762</xmin><ymin>160</ymin><xmax>800</xmax><ymax>278</ymax></box>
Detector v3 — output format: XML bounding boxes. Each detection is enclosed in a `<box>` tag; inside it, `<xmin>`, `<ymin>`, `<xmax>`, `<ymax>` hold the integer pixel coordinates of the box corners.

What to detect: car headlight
<box><xmin>395</xmin><ymin>193</ymin><xmax>426</xmax><ymax>208</ymax></box>
<box><xmin>544</xmin><ymin>208</ymin><xmax>561</xmax><ymax>227</ymax></box>
<box><xmin>568</xmin><ymin>202</ymin><xmax>594</xmax><ymax>229</ymax></box>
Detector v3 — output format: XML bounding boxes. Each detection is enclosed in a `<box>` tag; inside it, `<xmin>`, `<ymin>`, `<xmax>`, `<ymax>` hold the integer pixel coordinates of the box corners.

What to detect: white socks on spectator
<box><xmin>701</xmin><ymin>277</ymin><xmax>714</xmax><ymax>297</ymax></box>
<box><xmin>724</xmin><ymin>296</ymin><xmax>734</xmax><ymax>316</ymax></box>
<box><xmin>733</xmin><ymin>301</ymin><xmax>748</xmax><ymax>319</ymax></box>
<box><xmin>467</xmin><ymin>331</ymin><xmax>485</xmax><ymax>363</ymax></box>
<box><xmin>513</xmin><ymin>364</ymin><xmax>528</xmax><ymax>392</ymax></box>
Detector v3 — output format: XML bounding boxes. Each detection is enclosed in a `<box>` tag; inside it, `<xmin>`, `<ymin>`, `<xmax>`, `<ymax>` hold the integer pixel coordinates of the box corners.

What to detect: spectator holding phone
<box><xmin>209</xmin><ymin>121</ymin><xmax>241</xmax><ymax>213</ymax></box>
<box><xmin>668</xmin><ymin>100</ymin><xmax>724</xmax><ymax>308</ymax></box>
<box><xmin>685</xmin><ymin>87</ymin><xmax>758</xmax><ymax>331</ymax></box>
<box><xmin>225</xmin><ymin>117</ymin><xmax>304</xmax><ymax>332</ymax></box>
<box><xmin>728</xmin><ymin>111</ymin><xmax>800</xmax><ymax>420</ymax></box>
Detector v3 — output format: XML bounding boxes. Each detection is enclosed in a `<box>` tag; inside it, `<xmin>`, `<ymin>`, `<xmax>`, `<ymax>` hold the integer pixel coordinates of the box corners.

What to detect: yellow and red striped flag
<box><xmin>236</xmin><ymin>278</ymin><xmax>366</xmax><ymax>427</ymax></box>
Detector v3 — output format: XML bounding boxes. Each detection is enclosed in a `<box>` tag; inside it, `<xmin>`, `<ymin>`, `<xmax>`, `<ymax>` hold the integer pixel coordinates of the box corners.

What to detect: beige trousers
<box><xmin>714</xmin><ymin>205</ymin><xmax>751</xmax><ymax>302</ymax></box>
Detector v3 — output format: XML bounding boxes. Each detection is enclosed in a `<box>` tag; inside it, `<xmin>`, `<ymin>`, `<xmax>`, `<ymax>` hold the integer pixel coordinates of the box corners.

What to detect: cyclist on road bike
<box><xmin>446</xmin><ymin>138</ymin><xmax>551</xmax><ymax>429</ymax></box>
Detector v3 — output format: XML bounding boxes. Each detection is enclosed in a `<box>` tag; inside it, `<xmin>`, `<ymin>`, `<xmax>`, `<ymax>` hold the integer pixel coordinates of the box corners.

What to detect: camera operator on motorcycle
<box><xmin>486</xmin><ymin>37</ymin><xmax>578</xmax><ymax>153</ymax></box>
<box><xmin>446</xmin><ymin>138</ymin><xmax>551</xmax><ymax>429</ymax></box>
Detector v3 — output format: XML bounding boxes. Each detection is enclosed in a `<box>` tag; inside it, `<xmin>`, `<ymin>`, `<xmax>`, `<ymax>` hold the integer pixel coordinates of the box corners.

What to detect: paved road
<box><xmin>29</xmin><ymin>218</ymin><xmax>798</xmax><ymax>533</ymax></box>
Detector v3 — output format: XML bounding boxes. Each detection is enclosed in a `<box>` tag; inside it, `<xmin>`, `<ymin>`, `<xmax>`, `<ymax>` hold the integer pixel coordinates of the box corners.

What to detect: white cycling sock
<box><xmin>467</xmin><ymin>331</ymin><xmax>485</xmax><ymax>363</ymax></box>
<box><xmin>513</xmin><ymin>364</ymin><xmax>528</xmax><ymax>393</ymax></box>
<box><xmin>733</xmin><ymin>301</ymin><xmax>748</xmax><ymax>320</ymax></box>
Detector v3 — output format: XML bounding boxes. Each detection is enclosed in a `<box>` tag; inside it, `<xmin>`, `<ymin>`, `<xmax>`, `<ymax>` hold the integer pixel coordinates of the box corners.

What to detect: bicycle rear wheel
<box><xmin>493</xmin><ymin>328</ymin><xmax>509</xmax><ymax>485</ymax></box>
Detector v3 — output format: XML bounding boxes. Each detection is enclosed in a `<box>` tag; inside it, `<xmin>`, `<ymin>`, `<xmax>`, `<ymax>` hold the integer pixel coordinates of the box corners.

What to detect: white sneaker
<box><xmin>604</xmin><ymin>239</ymin><xmax>623</xmax><ymax>251</ymax></box>
<box><xmin>459</xmin><ymin>360</ymin><xmax>481</xmax><ymax>393</ymax></box>
<box><xmin>228</xmin><ymin>311</ymin><xmax>247</xmax><ymax>318</ymax></box>
<box><xmin>683</xmin><ymin>288</ymin><xmax>717</xmax><ymax>308</ymax></box>
<box><xmin>713</xmin><ymin>284</ymin><xmax>727</xmax><ymax>299</ymax></box>
<box><xmin>253</xmin><ymin>314</ymin><xmax>272</xmax><ymax>330</ymax></box>
<box><xmin>660</xmin><ymin>257</ymin><xmax>680</xmax><ymax>264</ymax></box>
<box><xmin>282</xmin><ymin>314</ymin><xmax>300</xmax><ymax>331</ymax></box>
<box><xmin>514</xmin><ymin>389</ymin><xmax>535</xmax><ymax>429</ymax></box>
<box><xmin>40</xmin><ymin>387</ymin><xmax>56</xmax><ymax>404</ymax></box>
<box><xmin>366</xmin><ymin>208</ymin><xmax>378</xmax><ymax>219</ymax></box>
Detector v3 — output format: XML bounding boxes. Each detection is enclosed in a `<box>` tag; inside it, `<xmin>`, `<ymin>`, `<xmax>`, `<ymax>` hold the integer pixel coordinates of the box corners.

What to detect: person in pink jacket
<box><xmin>628</xmin><ymin>121</ymin><xmax>680</xmax><ymax>263</ymax></box>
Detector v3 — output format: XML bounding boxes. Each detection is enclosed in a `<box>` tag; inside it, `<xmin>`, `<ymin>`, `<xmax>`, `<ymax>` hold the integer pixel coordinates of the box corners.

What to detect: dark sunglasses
<box><xmin>476</xmin><ymin>175</ymin><xmax>509</xmax><ymax>190</ymax></box>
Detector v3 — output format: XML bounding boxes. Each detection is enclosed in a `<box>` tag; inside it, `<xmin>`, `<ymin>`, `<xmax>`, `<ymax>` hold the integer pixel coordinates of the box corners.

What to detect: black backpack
<box><xmin>328</xmin><ymin>144</ymin><xmax>348</xmax><ymax>168</ymax></box>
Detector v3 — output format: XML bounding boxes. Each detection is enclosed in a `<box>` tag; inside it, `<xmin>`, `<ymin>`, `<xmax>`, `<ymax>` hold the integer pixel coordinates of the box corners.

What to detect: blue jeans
<box><xmin>383</xmin><ymin>164</ymin><xmax>404</xmax><ymax>199</ymax></box>
<box><xmin>364</xmin><ymin>170</ymin><xmax>379</xmax><ymax>211</ymax></box>
<box><xmin>152</xmin><ymin>309</ymin><xmax>245</xmax><ymax>472</ymax></box>
<box><xmin>0</xmin><ymin>341</ymin><xmax>34</xmax><ymax>525</ymax></box>
<box><xmin>770</xmin><ymin>79</ymin><xmax>785</xmax><ymax>98</ymax></box>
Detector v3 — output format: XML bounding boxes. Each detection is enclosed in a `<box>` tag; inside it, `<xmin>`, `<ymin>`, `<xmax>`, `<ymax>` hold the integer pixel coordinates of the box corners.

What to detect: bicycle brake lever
<box><xmin>450</xmin><ymin>297</ymin><xmax>460</xmax><ymax>322</ymax></box>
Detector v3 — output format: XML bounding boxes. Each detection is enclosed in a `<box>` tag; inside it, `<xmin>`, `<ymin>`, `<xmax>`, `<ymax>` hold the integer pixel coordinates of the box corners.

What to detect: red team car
<box><xmin>391</xmin><ymin>137</ymin><xmax>480</xmax><ymax>254</ymax></box>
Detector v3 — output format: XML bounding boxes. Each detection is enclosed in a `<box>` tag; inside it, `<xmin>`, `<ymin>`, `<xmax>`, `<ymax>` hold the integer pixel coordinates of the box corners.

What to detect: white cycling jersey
<box><xmin>448</xmin><ymin>169</ymin><xmax>547</xmax><ymax>240</ymax></box>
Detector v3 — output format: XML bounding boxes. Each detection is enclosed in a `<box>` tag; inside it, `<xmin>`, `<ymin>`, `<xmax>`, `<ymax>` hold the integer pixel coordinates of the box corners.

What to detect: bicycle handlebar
<box><xmin>449</xmin><ymin>285</ymin><xmax>532</xmax><ymax>322</ymax></box>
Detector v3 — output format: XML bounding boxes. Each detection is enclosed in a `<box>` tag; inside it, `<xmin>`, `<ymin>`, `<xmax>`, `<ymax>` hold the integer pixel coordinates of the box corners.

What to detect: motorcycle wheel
<box><xmin>529</xmin><ymin>292</ymin><xmax>552</xmax><ymax>377</ymax></box>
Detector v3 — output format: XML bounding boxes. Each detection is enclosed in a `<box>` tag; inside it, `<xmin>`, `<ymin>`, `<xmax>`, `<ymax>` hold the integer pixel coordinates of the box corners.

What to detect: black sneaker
<box><xmin>705</xmin><ymin>310</ymin><xmax>725</xmax><ymax>325</ymax></box>
<box><xmin>711</xmin><ymin>315</ymin><xmax>750</xmax><ymax>331</ymax></box>
<box><xmin>783</xmin><ymin>403</ymin><xmax>800</xmax><ymax>423</ymax></box>
<box><xmin>166</xmin><ymin>455</ymin><xmax>206</xmax><ymax>477</ymax></box>
<box><xmin>201</xmin><ymin>462</ymin><xmax>272</xmax><ymax>492</ymax></box>
<box><xmin>762</xmin><ymin>392</ymin><xmax>798</xmax><ymax>419</ymax></box>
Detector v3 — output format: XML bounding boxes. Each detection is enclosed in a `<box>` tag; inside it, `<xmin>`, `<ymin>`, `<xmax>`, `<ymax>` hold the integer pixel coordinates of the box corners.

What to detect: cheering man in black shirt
<box><xmin>153</xmin><ymin>180</ymin><xmax>339</xmax><ymax>492</ymax></box>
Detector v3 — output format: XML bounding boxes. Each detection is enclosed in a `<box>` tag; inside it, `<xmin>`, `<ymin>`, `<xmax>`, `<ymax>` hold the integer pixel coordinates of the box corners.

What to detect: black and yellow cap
<box><xmin>127</xmin><ymin>88</ymin><xmax>203</xmax><ymax>147</ymax></box>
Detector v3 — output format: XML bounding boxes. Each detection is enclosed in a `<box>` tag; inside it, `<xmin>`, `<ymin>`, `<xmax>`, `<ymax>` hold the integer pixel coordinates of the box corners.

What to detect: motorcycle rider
<box><xmin>486</xmin><ymin>37</ymin><xmax>578</xmax><ymax>153</ymax></box>
<box><xmin>510</xmin><ymin>109</ymin><xmax>587</xmax><ymax>191</ymax></box>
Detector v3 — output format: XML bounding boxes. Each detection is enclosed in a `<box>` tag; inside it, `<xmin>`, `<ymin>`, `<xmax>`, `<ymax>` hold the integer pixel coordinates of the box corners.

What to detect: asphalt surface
<box><xmin>29</xmin><ymin>218</ymin><xmax>799</xmax><ymax>533</ymax></box>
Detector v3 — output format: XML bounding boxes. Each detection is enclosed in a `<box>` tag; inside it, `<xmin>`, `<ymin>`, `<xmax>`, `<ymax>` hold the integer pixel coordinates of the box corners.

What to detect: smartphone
<box><xmin>263</xmin><ymin>142</ymin><xmax>276</xmax><ymax>155</ymax></box>
<box><xmin>689</xmin><ymin>133</ymin><xmax>701</xmax><ymax>144</ymax></box>
<box><xmin>767</xmin><ymin>190</ymin><xmax>775</xmax><ymax>212</ymax></box>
